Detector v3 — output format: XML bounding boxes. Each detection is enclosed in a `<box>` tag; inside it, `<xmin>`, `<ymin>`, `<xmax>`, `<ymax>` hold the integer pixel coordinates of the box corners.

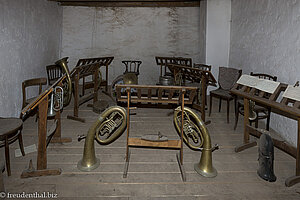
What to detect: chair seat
<box><xmin>210</xmin><ymin>88</ymin><xmax>233</xmax><ymax>99</ymax></box>
<box><xmin>237</xmin><ymin>99</ymin><xmax>268</xmax><ymax>115</ymax></box>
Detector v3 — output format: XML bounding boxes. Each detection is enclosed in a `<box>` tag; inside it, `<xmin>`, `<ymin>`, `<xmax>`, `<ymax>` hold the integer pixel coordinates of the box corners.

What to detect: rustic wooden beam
<box><xmin>52</xmin><ymin>1</ymin><xmax>200</xmax><ymax>7</ymax></box>
<box><xmin>49</xmin><ymin>0</ymin><xmax>200</xmax><ymax>2</ymax></box>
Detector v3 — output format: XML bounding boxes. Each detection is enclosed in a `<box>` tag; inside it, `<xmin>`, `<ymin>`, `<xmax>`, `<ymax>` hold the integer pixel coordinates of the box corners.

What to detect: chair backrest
<box><xmin>218</xmin><ymin>67</ymin><xmax>242</xmax><ymax>90</ymax></box>
<box><xmin>46</xmin><ymin>64</ymin><xmax>62</xmax><ymax>85</ymax></box>
<box><xmin>250</xmin><ymin>72</ymin><xmax>277</xmax><ymax>81</ymax></box>
<box><xmin>22</xmin><ymin>78</ymin><xmax>47</xmax><ymax>108</ymax></box>
<box><xmin>193</xmin><ymin>63</ymin><xmax>212</xmax><ymax>71</ymax></box>
<box><xmin>122</xmin><ymin>60</ymin><xmax>142</xmax><ymax>76</ymax></box>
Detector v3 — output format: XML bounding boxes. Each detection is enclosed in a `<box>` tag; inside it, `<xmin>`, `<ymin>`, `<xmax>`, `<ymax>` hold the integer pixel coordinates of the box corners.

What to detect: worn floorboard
<box><xmin>3</xmin><ymin>92</ymin><xmax>300</xmax><ymax>199</ymax></box>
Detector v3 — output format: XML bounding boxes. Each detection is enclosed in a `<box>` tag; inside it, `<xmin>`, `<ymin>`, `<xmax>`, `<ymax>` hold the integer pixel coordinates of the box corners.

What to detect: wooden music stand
<box><xmin>20</xmin><ymin>77</ymin><xmax>72</xmax><ymax>178</ymax></box>
<box><xmin>167</xmin><ymin>64</ymin><xmax>217</xmax><ymax>123</ymax></box>
<box><xmin>67</xmin><ymin>62</ymin><xmax>101</xmax><ymax>123</ymax></box>
<box><xmin>76</xmin><ymin>57</ymin><xmax>114</xmax><ymax>93</ymax></box>
<box><xmin>155</xmin><ymin>56</ymin><xmax>192</xmax><ymax>77</ymax></box>
<box><xmin>230</xmin><ymin>78</ymin><xmax>300</xmax><ymax>187</ymax></box>
<box><xmin>116</xmin><ymin>84</ymin><xmax>197</xmax><ymax>182</ymax></box>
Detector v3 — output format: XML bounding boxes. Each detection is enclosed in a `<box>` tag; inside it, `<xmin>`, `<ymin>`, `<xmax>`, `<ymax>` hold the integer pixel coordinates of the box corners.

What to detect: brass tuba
<box><xmin>173</xmin><ymin>106</ymin><xmax>218</xmax><ymax>177</ymax></box>
<box><xmin>55</xmin><ymin>57</ymin><xmax>72</xmax><ymax>107</ymax></box>
<box><xmin>77</xmin><ymin>106</ymin><xmax>127</xmax><ymax>171</ymax></box>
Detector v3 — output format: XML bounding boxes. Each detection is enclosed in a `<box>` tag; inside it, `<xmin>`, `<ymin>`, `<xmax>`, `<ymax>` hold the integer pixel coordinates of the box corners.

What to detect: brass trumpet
<box><xmin>173</xmin><ymin>106</ymin><xmax>218</xmax><ymax>178</ymax></box>
<box><xmin>77</xmin><ymin>106</ymin><xmax>127</xmax><ymax>171</ymax></box>
<box><xmin>55</xmin><ymin>57</ymin><xmax>72</xmax><ymax>107</ymax></box>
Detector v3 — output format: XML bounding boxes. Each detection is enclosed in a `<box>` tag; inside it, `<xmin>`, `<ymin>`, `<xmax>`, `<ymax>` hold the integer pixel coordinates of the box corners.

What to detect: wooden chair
<box><xmin>122</xmin><ymin>61</ymin><xmax>142</xmax><ymax>85</ymax></box>
<box><xmin>233</xmin><ymin>72</ymin><xmax>277</xmax><ymax>130</ymax></box>
<box><xmin>122</xmin><ymin>60</ymin><xmax>142</xmax><ymax>76</ymax></box>
<box><xmin>209</xmin><ymin>67</ymin><xmax>242</xmax><ymax>123</ymax></box>
<box><xmin>0</xmin><ymin>118</ymin><xmax>25</xmax><ymax>176</ymax></box>
<box><xmin>46</xmin><ymin>65</ymin><xmax>62</xmax><ymax>85</ymax></box>
<box><xmin>22</xmin><ymin>78</ymin><xmax>47</xmax><ymax>109</ymax></box>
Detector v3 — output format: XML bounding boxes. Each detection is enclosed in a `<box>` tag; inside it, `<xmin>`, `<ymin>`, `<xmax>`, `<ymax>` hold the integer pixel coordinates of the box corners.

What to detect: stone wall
<box><xmin>61</xmin><ymin>6</ymin><xmax>205</xmax><ymax>85</ymax></box>
<box><xmin>229</xmin><ymin>0</ymin><xmax>300</xmax><ymax>146</ymax></box>
<box><xmin>0</xmin><ymin>0</ymin><xmax>62</xmax><ymax>117</ymax></box>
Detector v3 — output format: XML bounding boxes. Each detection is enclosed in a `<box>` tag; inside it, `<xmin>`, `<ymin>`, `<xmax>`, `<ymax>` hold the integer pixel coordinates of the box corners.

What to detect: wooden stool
<box><xmin>0</xmin><ymin>118</ymin><xmax>25</xmax><ymax>176</ymax></box>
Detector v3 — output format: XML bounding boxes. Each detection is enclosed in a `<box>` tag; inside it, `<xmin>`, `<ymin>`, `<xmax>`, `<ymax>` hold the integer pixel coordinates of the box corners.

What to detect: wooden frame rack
<box><xmin>230</xmin><ymin>81</ymin><xmax>300</xmax><ymax>187</ymax></box>
<box><xmin>116</xmin><ymin>84</ymin><xmax>197</xmax><ymax>181</ymax></box>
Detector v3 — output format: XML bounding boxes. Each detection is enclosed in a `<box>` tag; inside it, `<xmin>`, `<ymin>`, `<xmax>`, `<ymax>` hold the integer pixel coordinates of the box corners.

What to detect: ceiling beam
<box><xmin>49</xmin><ymin>0</ymin><xmax>200</xmax><ymax>7</ymax></box>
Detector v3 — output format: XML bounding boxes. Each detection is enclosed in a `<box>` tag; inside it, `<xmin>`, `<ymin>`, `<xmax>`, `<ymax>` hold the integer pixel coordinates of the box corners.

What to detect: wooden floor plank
<box><xmin>3</xmin><ymin>94</ymin><xmax>300</xmax><ymax>198</ymax></box>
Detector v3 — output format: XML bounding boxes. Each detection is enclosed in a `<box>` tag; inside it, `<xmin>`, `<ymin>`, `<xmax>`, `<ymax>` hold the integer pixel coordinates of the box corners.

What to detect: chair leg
<box><xmin>4</xmin><ymin>137</ymin><xmax>11</xmax><ymax>176</ymax></box>
<box><xmin>255</xmin><ymin>116</ymin><xmax>259</xmax><ymax>128</ymax></box>
<box><xmin>218</xmin><ymin>98</ymin><xmax>222</xmax><ymax>112</ymax></box>
<box><xmin>234</xmin><ymin>104</ymin><xmax>239</xmax><ymax>130</ymax></box>
<box><xmin>209</xmin><ymin>94</ymin><xmax>212</xmax><ymax>116</ymax></box>
<box><xmin>266</xmin><ymin>109</ymin><xmax>271</xmax><ymax>131</ymax></box>
<box><xmin>18</xmin><ymin>132</ymin><xmax>25</xmax><ymax>156</ymax></box>
<box><xmin>227</xmin><ymin>99</ymin><xmax>230</xmax><ymax>123</ymax></box>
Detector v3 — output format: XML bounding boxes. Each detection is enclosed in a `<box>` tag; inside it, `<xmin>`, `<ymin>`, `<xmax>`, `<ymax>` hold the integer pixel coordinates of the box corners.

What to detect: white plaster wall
<box><xmin>61</xmin><ymin>6</ymin><xmax>205</xmax><ymax>85</ymax></box>
<box><xmin>229</xmin><ymin>0</ymin><xmax>300</xmax><ymax>147</ymax></box>
<box><xmin>0</xmin><ymin>0</ymin><xmax>62</xmax><ymax>117</ymax></box>
<box><xmin>206</xmin><ymin>0</ymin><xmax>231</xmax><ymax>89</ymax></box>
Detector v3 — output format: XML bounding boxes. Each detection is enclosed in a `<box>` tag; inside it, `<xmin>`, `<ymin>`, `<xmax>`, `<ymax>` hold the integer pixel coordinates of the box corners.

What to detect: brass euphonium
<box><xmin>55</xmin><ymin>57</ymin><xmax>72</xmax><ymax>107</ymax></box>
<box><xmin>173</xmin><ymin>106</ymin><xmax>218</xmax><ymax>178</ymax></box>
<box><xmin>77</xmin><ymin>106</ymin><xmax>127</xmax><ymax>171</ymax></box>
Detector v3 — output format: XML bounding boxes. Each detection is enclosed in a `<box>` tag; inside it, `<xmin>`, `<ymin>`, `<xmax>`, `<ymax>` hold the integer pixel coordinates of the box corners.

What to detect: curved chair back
<box><xmin>218</xmin><ymin>67</ymin><xmax>242</xmax><ymax>90</ymax></box>
<box><xmin>46</xmin><ymin>64</ymin><xmax>62</xmax><ymax>85</ymax></box>
<box><xmin>22</xmin><ymin>78</ymin><xmax>47</xmax><ymax>108</ymax></box>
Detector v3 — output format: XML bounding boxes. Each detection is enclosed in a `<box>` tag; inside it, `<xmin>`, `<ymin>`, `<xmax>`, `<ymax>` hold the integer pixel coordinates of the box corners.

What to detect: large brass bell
<box><xmin>173</xmin><ymin>106</ymin><xmax>218</xmax><ymax>178</ymax></box>
<box><xmin>77</xmin><ymin>106</ymin><xmax>127</xmax><ymax>171</ymax></box>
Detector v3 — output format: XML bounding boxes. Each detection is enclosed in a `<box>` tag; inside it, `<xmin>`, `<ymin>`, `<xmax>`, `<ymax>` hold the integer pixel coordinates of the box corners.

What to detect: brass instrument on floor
<box><xmin>173</xmin><ymin>106</ymin><xmax>218</xmax><ymax>177</ymax></box>
<box><xmin>55</xmin><ymin>57</ymin><xmax>72</xmax><ymax>107</ymax></box>
<box><xmin>77</xmin><ymin>106</ymin><xmax>127</xmax><ymax>171</ymax></box>
<box><xmin>48</xmin><ymin>86</ymin><xmax>64</xmax><ymax>117</ymax></box>
<box><xmin>249</xmin><ymin>100</ymin><xmax>257</xmax><ymax>121</ymax></box>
